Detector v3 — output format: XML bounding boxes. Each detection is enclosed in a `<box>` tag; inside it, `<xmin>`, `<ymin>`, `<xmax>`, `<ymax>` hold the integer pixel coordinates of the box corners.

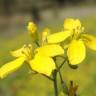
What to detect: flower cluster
<box><xmin>0</xmin><ymin>18</ymin><xmax>96</xmax><ymax>79</ymax></box>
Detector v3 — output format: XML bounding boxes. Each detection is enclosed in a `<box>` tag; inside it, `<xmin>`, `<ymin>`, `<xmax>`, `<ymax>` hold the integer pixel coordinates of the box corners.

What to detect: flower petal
<box><xmin>11</xmin><ymin>45</ymin><xmax>26</xmax><ymax>57</ymax></box>
<box><xmin>29</xmin><ymin>54</ymin><xmax>56</xmax><ymax>76</ymax></box>
<box><xmin>67</xmin><ymin>40</ymin><xmax>86</xmax><ymax>65</ymax></box>
<box><xmin>64</xmin><ymin>18</ymin><xmax>75</xmax><ymax>30</ymax></box>
<box><xmin>36</xmin><ymin>44</ymin><xmax>64</xmax><ymax>57</ymax></box>
<box><xmin>11</xmin><ymin>45</ymin><xmax>32</xmax><ymax>59</ymax></box>
<box><xmin>42</xmin><ymin>28</ymin><xmax>50</xmax><ymax>45</ymax></box>
<box><xmin>47</xmin><ymin>31</ymin><xmax>72</xmax><ymax>43</ymax></box>
<box><xmin>64</xmin><ymin>18</ymin><xmax>81</xmax><ymax>30</ymax></box>
<box><xmin>82</xmin><ymin>34</ymin><xmax>96</xmax><ymax>51</ymax></box>
<box><xmin>75</xmin><ymin>19</ymin><xmax>81</xmax><ymax>28</ymax></box>
<box><xmin>0</xmin><ymin>57</ymin><xmax>25</xmax><ymax>79</ymax></box>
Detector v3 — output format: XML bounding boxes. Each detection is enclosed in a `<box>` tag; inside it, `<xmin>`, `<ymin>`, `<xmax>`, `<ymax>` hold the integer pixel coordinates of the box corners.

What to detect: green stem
<box><xmin>31</xmin><ymin>69</ymin><xmax>54</xmax><ymax>81</ymax></box>
<box><xmin>55</xmin><ymin>57</ymin><xmax>65</xmax><ymax>84</ymax></box>
<box><xmin>42</xmin><ymin>74</ymin><xmax>54</xmax><ymax>81</ymax></box>
<box><xmin>53</xmin><ymin>70</ymin><xmax>58</xmax><ymax>96</ymax></box>
<box><xmin>58</xmin><ymin>57</ymin><xmax>67</xmax><ymax>70</ymax></box>
<box><xmin>35</xmin><ymin>41</ymin><xmax>40</xmax><ymax>46</ymax></box>
<box><xmin>56</xmin><ymin>58</ymin><xmax>69</xmax><ymax>95</ymax></box>
<box><xmin>58</xmin><ymin>69</ymin><xmax>63</xmax><ymax>83</ymax></box>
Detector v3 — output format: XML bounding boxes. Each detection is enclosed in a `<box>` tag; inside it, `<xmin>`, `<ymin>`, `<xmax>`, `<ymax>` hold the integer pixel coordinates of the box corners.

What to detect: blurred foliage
<box><xmin>0</xmin><ymin>0</ymin><xmax>96</xmax><ymax>15</ymax></box>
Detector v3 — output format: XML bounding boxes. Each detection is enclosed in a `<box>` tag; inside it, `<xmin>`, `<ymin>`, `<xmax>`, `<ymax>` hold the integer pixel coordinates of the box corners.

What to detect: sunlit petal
<box><xmin>82</xmin><ymin>34</ymin><xmax>96</xmax><ymax>51</ymax></box>
<box><xmin>47</xmin><ymin>31</ymin><xmax>72</xmax><ymax>43</ymax></box>
<box><xmin>64</xmin><ymin>18</ymin><xmax>81</xmax><ymax>30</ymax></box>
<box><xmin>29</xmin><ymin>54</ymin><xmax>56</xmax><ymax>76</ymax></box>
<box><xmin>0</xmin><ymin>57</ymin><xmax>25</xmax><ymax>79</ymax></box>
<box><xmin>36</xmin><ymin>44</ymin><xmax>64</xmax><ymax>57</ymax></box>
<box><xmin>67</xmin><ymin>40</ymin><xmax>86</xmax><ymax>65</ymax></box>
<box><xmin>75</xmin><ymin>19</ymin><xmax>81</xmax><ymax>28</ymax></box>
<box><xmin>64</xmin><ymin>18</ymin><xmax>75</xmax><ymax>30</ymax></box>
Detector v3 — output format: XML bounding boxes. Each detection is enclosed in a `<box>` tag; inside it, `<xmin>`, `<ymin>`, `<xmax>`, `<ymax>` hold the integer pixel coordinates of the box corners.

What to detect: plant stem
<box><xmin>58</xmin><ymin>57</ymin><xmax>67</xmax><ymax>70</ymax></box>
<box><xmin>55</xmin><ymin>57</ymin><xmax>65</xmax><ymax>84</ymax></box>
<box><xmin>35</xmin><ymin>41</ymin><xmax>40</xmax><ymax>46</ymax></box>
<box><xmin>31</xmin><ymin>69</ymin><xmax>54</xmax><ymax>81</ymax></box>
<box><xmin>56</xmin><ymin>58</ymin><xmax>69</xmax><ymax>95</ymax></box>
<box><xmin>42</xmin><ymin>74</ymin><xmax>54</xmax><ymax>81</ymax></box>
<box><xmin>53</xmin><ymin>70</ymin><xmax>58</xmax><ymax>96</ymax></box>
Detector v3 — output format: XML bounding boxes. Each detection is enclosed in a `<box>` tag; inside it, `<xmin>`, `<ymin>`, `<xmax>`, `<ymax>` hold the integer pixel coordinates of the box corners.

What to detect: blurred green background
<box><xmin>0</xmin><ymin>0</ymin><xmax>96</xmax><ymax>96</ymax></box>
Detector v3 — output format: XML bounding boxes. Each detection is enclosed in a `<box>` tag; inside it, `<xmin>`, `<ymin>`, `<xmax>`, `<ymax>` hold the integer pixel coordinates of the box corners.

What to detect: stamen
<box><xmin>28</xmin><ymin>44</ymin><xmax>32</xmax><ymax>50</ymax></box>
<box><xmin>21</xmin><ymin>50</ymin><xmax>28</xmax><ymax>57</ymax></box>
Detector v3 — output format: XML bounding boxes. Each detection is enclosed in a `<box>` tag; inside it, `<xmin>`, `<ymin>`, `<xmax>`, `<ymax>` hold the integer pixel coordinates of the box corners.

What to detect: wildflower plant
<box><xmin>0</xmin><ymin>18</ymin><xmax>96</xmax><ymax>96</ymax></box>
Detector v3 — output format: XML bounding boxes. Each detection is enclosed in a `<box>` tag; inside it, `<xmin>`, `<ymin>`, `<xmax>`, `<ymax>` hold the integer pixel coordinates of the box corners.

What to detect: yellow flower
<box><xmin>47</xmin><ymin>18</ymin><xmax>83</xmax><ymax>44</ymax></box>
<box><xmin>0</xmin><ymin>21</ymin><xmax>65</xmax><ymax>78</ymax></box>
<box><xmin>68</xmin><ymin>34</ymin><xmax>96</xmax><ymax>65</ymax></box>
<box><xmin>27</xmin><ymin>28</ymin><xmax>64</xmax><ymax>75</ymax></box>
<box><xmin>0</xmin><ymin>44</ymin><xmax>33</xmax><ymax>78</ymax></box>
<box><xmin>0</xmin><ymin>43</ymin><xmax>64</xmax><ymax>78</ymax></box>
<box><xmin>47</xmin><ymin>18</ymin><xmax>96</xmax><ymax>65</ymax></box>
<box><xmin>27</xmin><ymin>22</ymin><xmax>37</xmax><ymax>34</ymax></box>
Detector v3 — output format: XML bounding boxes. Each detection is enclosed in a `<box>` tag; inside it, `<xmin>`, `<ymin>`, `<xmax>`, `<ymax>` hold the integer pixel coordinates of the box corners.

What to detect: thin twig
<box><xmin>30</xmin><ymin>69</ymin><xmax>54</xmax><ymax>81</ymax></box>
<box><xmin>41</xmin><ymin>74</ymin><xmax>54</xmax><ymax>81</ymax></box>
<box><xmin>55</xmin><ymin>57</ymin><xmax>69</xmax><ymax>95</ymax></box>
<box><xmin>53</xmin><ymin>57</ymin><xmax>64</xmax><ymax>83</ymax></box>
<box><xmin>35</xmin><ymin>41</ymin><xmax>40</xmax><ymax>46</ymax></box>
<box><xmin>58</xmin><ymin>57</ymin><xmax>67</xmax><ymax>70</ymax></box>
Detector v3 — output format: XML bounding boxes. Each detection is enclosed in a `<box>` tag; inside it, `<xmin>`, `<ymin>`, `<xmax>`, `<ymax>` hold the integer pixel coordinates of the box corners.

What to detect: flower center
<box><xmin>72</xmin><ymin>26</ymin><xmax>84</xmax><ymax>39</ymax></box>
<box><xmin>21</xmin><ymin>44</ymin><xmax>33</xmax><ymax>60</ymax></box>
